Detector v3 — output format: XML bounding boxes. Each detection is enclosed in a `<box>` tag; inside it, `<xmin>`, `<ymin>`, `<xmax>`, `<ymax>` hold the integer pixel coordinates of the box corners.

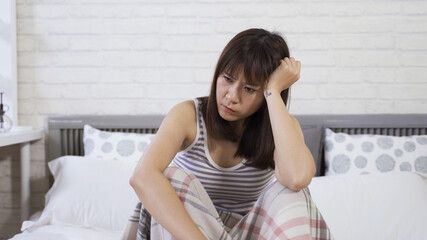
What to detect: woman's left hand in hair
<box><xmin>265</xmin><ymin>57</ymin><xmax>301</xmax><ymax>95</ymax></box>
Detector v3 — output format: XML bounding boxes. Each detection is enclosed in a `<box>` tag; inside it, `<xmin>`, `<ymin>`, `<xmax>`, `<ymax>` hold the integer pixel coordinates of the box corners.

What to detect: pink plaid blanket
<box><xmin>122</xmin><ymin>167</ymin><xmax>333</xmax><ymax>240</ymax></box>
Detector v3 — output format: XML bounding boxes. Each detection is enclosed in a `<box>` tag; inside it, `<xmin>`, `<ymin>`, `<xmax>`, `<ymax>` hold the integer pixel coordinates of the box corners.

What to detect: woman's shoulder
<box><xmin>163</xmin><ymin>100</ymin><xmax>198</xmax><ymax>150</ymax></box>
<box><xmin>170</xmin><ymin>100</ymin><xmax>197</xmax><ymax>116</ymax></box>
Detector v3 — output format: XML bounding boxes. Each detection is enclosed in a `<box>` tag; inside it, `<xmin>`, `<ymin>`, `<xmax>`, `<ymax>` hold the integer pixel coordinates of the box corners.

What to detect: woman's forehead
<box><xmin>223</xmin><ymin>64</ymin><xmax>242</xmax><ymax>77</ymax></box>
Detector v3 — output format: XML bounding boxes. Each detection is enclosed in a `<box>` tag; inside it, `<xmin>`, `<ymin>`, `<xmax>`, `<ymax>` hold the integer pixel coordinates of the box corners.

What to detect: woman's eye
<box><xmin>223</xmin><ymin>76</ymin><xmax>232</xmax><ymax>82</ymax></box>
<box><xmin>244</xmin><ymin>86</ymin><xmax>256</xmax><ymax>93</ymax></box>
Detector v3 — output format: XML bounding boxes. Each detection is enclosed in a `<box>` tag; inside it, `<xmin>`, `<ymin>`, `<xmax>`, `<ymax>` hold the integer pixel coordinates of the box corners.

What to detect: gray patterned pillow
<box><xmin>83</xmin><ymin>125</ymin><xmax>155</xmax><ymax>162</ymax></box>
<box><xmin>324</xmin><ymin>128</ymin><xmax>427</xmax><ymax>176</ymax></box>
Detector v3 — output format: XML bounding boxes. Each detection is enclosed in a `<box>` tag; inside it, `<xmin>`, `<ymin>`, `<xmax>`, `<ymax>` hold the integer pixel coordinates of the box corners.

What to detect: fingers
<box><xmin>290</xmin><ymin>57</ymin><xmax>297</xmax><ymax>69</ymax></box>
<box><xmin>283</xmin><ymin>57</ymin><xmax>298</xmax><ymax>67</ymax></box>
<box><xmin>284</xmin><ymin>57</ymin><xmax>292</xmax><ymax>66</ymax></box>
<box><xmin>283</xmin><ymin>57</ymin><xmax>300</xmax><ymax>74</ymax></box>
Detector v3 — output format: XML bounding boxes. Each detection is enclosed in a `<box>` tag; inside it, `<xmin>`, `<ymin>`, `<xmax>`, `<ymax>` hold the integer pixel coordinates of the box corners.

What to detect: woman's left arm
<box><xmin>265</xmin><ymin>57</ymin><xmax>316</xmax><ymax>191</ymax></box>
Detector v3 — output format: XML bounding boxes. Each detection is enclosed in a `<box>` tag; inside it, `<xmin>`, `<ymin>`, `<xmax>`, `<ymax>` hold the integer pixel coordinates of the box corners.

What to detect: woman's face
<box><xmin>216</xmin><ymin>71</ymin><xmax>265</xmax><ymax>125</ymax></box>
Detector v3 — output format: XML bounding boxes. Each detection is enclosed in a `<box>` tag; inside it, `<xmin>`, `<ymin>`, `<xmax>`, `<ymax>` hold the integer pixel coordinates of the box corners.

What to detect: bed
<box><xmin>10</xmin><ymin>114</ymin><xmax>427</xmax><ymax>240</ymax></box>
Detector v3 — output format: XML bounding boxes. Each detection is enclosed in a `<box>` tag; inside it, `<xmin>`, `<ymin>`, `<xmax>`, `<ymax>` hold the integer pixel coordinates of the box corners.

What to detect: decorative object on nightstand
<box><xmin>0</xmin><ymin>92</ymin><xmax>13</xmax><ymax>133</ymax></box>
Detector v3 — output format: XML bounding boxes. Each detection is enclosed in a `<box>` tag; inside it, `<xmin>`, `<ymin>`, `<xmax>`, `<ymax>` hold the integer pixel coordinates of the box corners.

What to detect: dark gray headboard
<box><xmin>47</xmin><ymin>114</ymin><xmax>427</xmax><ymax>176</ymax></box>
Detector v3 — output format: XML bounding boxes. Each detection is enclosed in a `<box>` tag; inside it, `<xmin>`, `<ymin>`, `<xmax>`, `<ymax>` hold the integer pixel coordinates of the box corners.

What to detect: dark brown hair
<box><xmin>200</xmin><ymin>28</ymin><xmax>291</xmax><ymax>170</ymax></box>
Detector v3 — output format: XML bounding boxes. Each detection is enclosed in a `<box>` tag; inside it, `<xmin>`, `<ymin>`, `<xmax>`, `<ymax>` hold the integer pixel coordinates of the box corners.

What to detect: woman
<box><xmin>127</xmin><ymin>28</ymin><xmax>332</xmax><ymax>240</ymax></box>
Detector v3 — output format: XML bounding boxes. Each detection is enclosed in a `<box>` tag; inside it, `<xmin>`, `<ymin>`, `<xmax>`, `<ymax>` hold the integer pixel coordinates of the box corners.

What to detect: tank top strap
<box><xmin>193</xmin><ymin>98</ymin><xmax>206</xmax><ymax>141</ymax></box>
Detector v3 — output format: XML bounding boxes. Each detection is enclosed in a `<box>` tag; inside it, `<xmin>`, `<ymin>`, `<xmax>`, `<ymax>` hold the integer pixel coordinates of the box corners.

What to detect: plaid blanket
<box><xmin>122</xmin><ymin>167</ymin><xmax>333</xmax><ymax>240</ymax></box>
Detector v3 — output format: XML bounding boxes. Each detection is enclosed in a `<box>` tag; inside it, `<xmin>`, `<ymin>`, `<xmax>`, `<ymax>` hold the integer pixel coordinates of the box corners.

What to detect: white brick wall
<box><xmin>1</xmin><ymin>0</ymin><xmax>427</xmax><ymax>238</ymax></box>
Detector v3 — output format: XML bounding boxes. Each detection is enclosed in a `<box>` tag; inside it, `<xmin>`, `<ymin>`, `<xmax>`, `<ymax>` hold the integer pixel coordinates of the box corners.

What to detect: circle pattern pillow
<box><xmin>324</xmin><ymin>128</ymin><xmax>427</xmax><ymax>176</ymax></box>
<box><xmin>83</xmin><ymin>124</ymin><xmax>155</xmax><ymax>162</ymax></box>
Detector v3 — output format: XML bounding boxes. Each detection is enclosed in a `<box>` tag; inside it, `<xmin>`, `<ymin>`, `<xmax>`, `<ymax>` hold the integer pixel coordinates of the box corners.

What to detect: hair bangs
<box><xmin>220</xmin><ymin>46</ymin><xmax>245</xmax><ymax>81</ymax></box>
<box><xmin>242</xmin><ymin>45</ymin><xmax>276</xmax><ymax>87</ymax></box>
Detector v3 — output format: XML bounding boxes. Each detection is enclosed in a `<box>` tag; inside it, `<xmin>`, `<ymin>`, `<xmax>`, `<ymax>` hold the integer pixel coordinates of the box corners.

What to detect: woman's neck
<box><xmin>229</xmin><ymin>119</ymin><xmax>244</xmax><ymax>141</ymax></box>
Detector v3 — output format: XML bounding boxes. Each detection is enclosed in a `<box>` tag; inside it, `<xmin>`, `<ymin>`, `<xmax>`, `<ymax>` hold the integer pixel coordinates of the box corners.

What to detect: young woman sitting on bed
<box><xmin>127</xmin><ymin>28</ymin><xmax>333</xmax><ymax>240</ymax></box>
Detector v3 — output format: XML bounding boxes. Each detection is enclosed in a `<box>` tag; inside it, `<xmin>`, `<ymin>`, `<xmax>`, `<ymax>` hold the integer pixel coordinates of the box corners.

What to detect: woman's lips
<box><xmin>223</xmin><ymin>105</ymin><xmax>235</xmax><ymax>113</ymax></box>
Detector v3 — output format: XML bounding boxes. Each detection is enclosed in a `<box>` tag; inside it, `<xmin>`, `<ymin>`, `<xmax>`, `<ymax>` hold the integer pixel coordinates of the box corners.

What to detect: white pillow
<box><xmin>26</xmin><ymin>156</ymin><xmax>139</xmax><ymax>231</ymax></box>
<box><xmin>83</xmin><ymin>125</ymin><xmax>155</xmax><ymax>162</ymax></box>
<box><xmin>308</xmin><ymin>172</ymin><xmax>427</xmax><ymax>240</ymax></box>
<box><xmin>324</xmin><ymin>128</ymin><xmax>427</xmax><ymax>176</ymax></box>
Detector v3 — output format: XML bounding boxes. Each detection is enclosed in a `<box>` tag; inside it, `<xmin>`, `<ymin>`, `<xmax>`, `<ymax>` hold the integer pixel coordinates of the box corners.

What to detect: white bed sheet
<box><xmin>308</xmin><ymin>172</ymin><xmax>427</xmax><ymax>240</ymax></box>
<box><xmin>11</xmin><ymin>168</ymin><xmax>427</xmax><ymax>240</ymax></box>
<box><xmin>10</xmin><ymin>223</ymin><xmax>123</xmax><ymax>240</ymax></box>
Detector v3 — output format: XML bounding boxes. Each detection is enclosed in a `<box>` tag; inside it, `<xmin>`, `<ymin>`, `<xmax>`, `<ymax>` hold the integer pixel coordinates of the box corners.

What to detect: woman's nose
<box><xmin>226</xmin><ymin>85</ymin><xmax>239</xmax><ymax>103</ymax></box>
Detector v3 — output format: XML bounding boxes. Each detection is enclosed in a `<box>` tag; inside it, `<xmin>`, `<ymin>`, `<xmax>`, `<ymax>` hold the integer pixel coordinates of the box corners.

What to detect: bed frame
<box><xmin>46</xmin><ymin>114</ymin><xmax>427</xmax><ymax>177</ymax></box>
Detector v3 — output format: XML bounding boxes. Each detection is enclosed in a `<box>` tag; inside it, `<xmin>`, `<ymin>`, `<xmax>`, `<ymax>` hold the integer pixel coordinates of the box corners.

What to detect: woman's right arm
<box><xmin>129</xmin><ymin>100</ymin><xmax>207</xmax><ymax>240</ymax></box>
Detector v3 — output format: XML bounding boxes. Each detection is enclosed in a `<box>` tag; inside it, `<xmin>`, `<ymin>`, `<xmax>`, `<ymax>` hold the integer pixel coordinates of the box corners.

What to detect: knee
<box><xmin>265</xmin><ymin>180</ymin><xmax>298</xmax><ymax>196</ymax></box>
<box><xmin>163</xmin><ymin>166</ymin><xmax>198</xmax><ymax>189</ymax></box>
<box><xmin>263</xmin><ymin>181</ymin><xmax>311</xmax><ymax>205</ymax></box>
<box><xmin>163</xmin><ymin>166</ymin><xmax>188</xmax><ymax>175</ymax></box>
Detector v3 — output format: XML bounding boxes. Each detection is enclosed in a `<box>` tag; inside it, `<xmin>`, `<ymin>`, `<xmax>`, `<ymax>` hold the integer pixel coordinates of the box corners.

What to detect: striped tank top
<box><xmin>171</xmin><ymin>99</ymin><xmax>276</xmax><ymax>215</ymax></box>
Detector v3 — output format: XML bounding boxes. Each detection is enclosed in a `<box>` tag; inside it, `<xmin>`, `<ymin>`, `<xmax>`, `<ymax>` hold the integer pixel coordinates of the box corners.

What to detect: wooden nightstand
<box><xmin>0</xmin><ymin>128</ymin><xmax>43</xmax><ymax>221</ymax></box>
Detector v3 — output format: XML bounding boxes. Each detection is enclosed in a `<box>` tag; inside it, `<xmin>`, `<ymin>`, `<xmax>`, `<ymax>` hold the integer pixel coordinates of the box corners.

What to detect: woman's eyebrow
<box><xmin>223</xmin><ymin>71</ymin><xmax>260</xmax><ymax>87</ymax></box>
<box><xmin>223</xmin><ymin>71</ymin><xmax>235</xmax><ymax>79</ymax></box>
<box><xmin>243</xmin><ymin>81</ymin><xmax>260</xmax><ymax>87</ymax></box>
